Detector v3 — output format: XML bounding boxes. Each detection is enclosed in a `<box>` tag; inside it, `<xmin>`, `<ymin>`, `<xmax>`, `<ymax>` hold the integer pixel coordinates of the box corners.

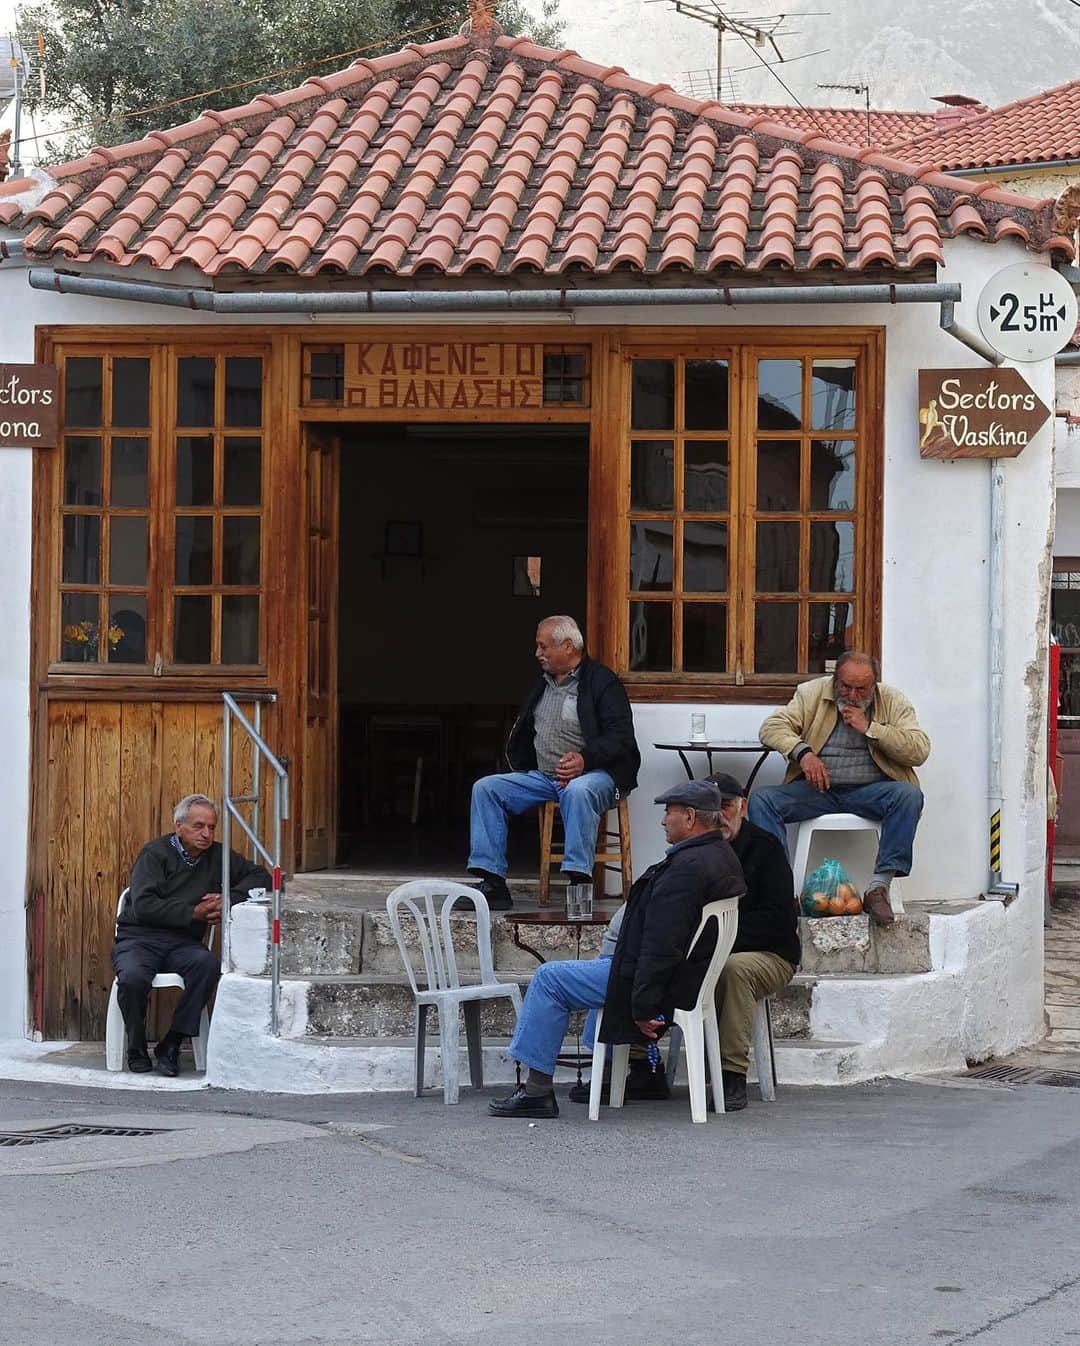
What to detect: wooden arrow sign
<box><xmin>918</xmin><ymin>368</ymin><xmax>1051</xmax><ymax>459</ymax></box>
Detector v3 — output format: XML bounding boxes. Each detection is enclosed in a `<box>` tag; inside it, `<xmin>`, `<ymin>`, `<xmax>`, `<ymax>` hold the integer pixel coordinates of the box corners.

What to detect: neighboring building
<box><xmin>0</xmin><ymin>5</ymin><xmax>1074</xmax><ymax>1084</ymax></box>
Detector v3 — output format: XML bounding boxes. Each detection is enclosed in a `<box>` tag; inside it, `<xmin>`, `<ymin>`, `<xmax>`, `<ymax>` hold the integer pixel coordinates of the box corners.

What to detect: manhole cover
<box><xmin>0</xmin><ymin>1124</ymin><xmax>171</xmax><ymax>1147</ymax></box>
<box><xmin>965</xmin><ymin>1064</ymin><xmax>1080</xmax><ymax>1088</ymax></box>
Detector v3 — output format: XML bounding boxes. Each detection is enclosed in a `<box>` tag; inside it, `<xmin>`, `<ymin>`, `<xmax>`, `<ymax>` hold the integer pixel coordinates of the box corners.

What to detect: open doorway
<box><xmin>336</xmin><ymin>423</ymin><xmax>590</xmax><ymax>871</ymax></box>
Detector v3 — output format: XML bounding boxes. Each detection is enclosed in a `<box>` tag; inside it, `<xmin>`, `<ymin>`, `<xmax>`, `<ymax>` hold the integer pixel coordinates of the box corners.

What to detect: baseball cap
<box><xmin>654</xmin><ymin>780</ymin><xmax>724</xmax><ymax>810</ymax></box>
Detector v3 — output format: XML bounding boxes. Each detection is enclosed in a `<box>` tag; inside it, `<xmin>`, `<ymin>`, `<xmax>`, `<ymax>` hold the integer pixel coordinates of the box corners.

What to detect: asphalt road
<box><xmin>1</xmin><ymin>1073</ymin><xmax>1079</xmax><ymax>1346</ymax></box>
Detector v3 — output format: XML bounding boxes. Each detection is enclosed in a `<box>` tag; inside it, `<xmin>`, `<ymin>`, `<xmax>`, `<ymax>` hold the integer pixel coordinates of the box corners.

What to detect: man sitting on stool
<box><xmin>749</xmin><ymin>651</ymin><xmax>930</xmax><ymax>926</ymax></box>
<box><xmin>112</xmin><ymin>793</ymin><xmax>271</xmax><ymax>1076</ymax></box>
<box><xmin>488</xmin><ymin>780</ymin><xmax>744</xmax><ymax>1118</ymax></box>
<box><xmin>465</xmin><ymin>614</ymin><xmax>640</xmax><ymax>910</ymax></box>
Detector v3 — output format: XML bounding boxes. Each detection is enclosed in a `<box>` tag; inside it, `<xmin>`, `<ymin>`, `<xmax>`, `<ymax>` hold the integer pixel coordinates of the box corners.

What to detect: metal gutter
<box><xmin>938</xmin><ymin>298</ymin><xmax>1004</xmax><ymax>365</ymax></box>
<box><xmin>1057</xmin><ymin>351</ymin><xmax>1080</xmax><ymax>365</ymax></box>
<box><xmin>0</xmin><ymin>239</ymin><xmax>24</xmax><ymax>260</ymax></box>
<box><xmin>26</xmin><ymin>268</ymin><xmax>963</xmax><ymax>313</ymax></box>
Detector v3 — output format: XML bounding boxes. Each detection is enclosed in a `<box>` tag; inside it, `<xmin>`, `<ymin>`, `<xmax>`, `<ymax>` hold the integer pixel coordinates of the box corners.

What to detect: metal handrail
<box><xmin>221</xmin><ymin>692</ymin><xmax>289</xmax><ymax>1036</ymax></box>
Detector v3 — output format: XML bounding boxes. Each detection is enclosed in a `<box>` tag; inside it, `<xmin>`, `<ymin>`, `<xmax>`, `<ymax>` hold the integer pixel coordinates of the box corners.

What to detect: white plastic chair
<box><xmin>105</xmin><ymin>889</ymin><xmax>212</xmax><ymax>1072</ymax></box>
<box><xmin>588</xmin><ymin>895</ymin><xmax>741</xmax><ymax>1124</ymax></box>
<box><xmin>791</xmin><ymin>813</ymin><xmax>904</xmax><ymax>915</ymax></box>
<box><xmin>386</xmin><ymin>879</ymin><xmax>523</xmax><ymax>1104</ymax></box>
<box><xmin>666</xmin><ymin>996</ymin><xmax>777</xmax><ymax>1103</ymax></box>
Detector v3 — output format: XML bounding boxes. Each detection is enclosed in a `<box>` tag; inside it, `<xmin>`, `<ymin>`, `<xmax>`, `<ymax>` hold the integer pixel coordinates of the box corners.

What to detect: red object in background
<box><xmin>1048</xmin><ymin>641</ymin><xmax>1062</xmax><ymax>895</ymax></box>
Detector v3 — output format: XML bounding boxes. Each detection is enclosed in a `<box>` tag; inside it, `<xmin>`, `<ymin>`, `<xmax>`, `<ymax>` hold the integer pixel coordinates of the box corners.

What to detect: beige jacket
<box><xmin>759</xmin><ymin>675</ymin><xmax>930</xmax><ymax>787</ymax></box>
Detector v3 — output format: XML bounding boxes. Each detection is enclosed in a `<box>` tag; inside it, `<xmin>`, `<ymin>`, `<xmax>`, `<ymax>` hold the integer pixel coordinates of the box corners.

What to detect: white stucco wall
<box><xmin>0</xmin><ymin>234</ymin><xmax>1054</xmax><ymax>1053</ymax></box>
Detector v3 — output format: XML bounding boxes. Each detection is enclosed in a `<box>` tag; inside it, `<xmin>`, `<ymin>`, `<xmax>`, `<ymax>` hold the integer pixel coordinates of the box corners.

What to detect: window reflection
<box><xmin>683</xmin><ymin>520</ymin><xmax>727</xmax><ymax>592</ymax></box>
<box><xmin>810</xmin><ymin>440</ymin><xmax>855</xmax><ymax>511</ymax></box>
<box><xmin>809</xmin><ymin>602</ymin><xmax>853</xmax><ymax>672</ymax></box>
<box><xmin>630</xmin><ymin>521</ymin><xmax>674</xmax><ymax>591</ymax></box>
<box><xmin>631</xmin><ymin>441</ymin><xmax>673</xmax><ymax>510</ymax></box>
<box><xmin>757</xmin><ymin>440</ymin><xmax>800</xmax><ymax>511</ymax></box>
<box><xmin>810</xmin><ymin>521</ymin><xmax>855</xmax><ymax>592</ymax></box>
<box><xmin>629</xmin><ymin>601</ymin><xmax>672</xmax><ymax>671</ymax></box>
<box><xmin>757</xmin><ymin>360</ymin><xmax>802</xmax><ymax>430</ymax></box>
<box><xmin>756</xmin><ymin>521</ymin><xmax>799</xmax><ymax>592</ymax></box>
<box><xmin>812</xmin><ymin>359</ymin><xmax>856</xmax><ymax>430</ymax></box>
<box><xmin>631</xmin><ymin>360</ymin><xmax>675</xmax><ymax>430</ymax></box>
<box><xmin>755</xmin><ymin>602</ymin><xmax>798</xmax><ymax>673</ymax></box>
<box><xmin>684</xmin><ymin>441</ymin><xmax>728</xmax><ymax>512</ymax></box>
<box><xmin>684</xmin><ymin>359</ymin><xmax>729</xmax><ymax>430</ymax></box>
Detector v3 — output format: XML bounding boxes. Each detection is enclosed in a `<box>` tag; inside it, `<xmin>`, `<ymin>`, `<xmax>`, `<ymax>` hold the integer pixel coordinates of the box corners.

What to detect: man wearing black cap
<box><xmin>488</xmin><ymin>779</ymin><xmax>745</xmax><ymax>1118</ymax></box>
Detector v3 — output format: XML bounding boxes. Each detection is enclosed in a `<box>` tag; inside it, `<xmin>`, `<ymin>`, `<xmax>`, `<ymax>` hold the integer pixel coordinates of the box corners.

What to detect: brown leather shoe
<box><xmin>863</xmin><ymin>884</ymin><xmax>896</xmax><ymax>926</ymax></box>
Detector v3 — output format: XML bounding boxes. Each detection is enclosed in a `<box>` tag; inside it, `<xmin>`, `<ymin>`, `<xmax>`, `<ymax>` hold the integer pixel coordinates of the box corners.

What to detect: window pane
<box><xmin>684</xmin><ymin>441</ymin><xmax>728</xmax><ymax>512</ymax></box>
<box><xmin>756</xmin><ymin>521</ymin><xmax>799</xmax><ymax>592</ymax></box>
<box><xmin>174</xmin><ymin>595</ymin><xmax>212</xmax><ymax>663</ymax></box>
<box><xmin>61</xmin><ymin>592</ymin><xmax>100</xmax><ymax>661</ymax></box>
<box><xmin>112</xmin><ymin>357</ymin><xmax>150</xmax><ymax>428</ymax></box>
<box><xmin>223</xmin><ymin>437</ymin><xmax>261</xmax><ymax>506</ymax></box>
<box><xmin>683</xmin><ymin>520</ymin><xmax>728</xmax><ymax>592</ymax></box>
<box><xmin>110</xmin><ymin>437</ymin><xmax>148</xmax><ymax>507</ymax></box>
<box><xmin>109</xmin><ymin>515</ymin><xmax>147</xmax><ymax>586</ymax></box>
<box><xmin>222</xmin><ymin>516</ymin><xmax>260</xmax><ymax>585</ymax></box>
<box><xmin>175</xmin><ymin>516</ymin><xmax>213</xmax><ymax>584</ymax></box>
<box><xmin>812</xmin><ymin>359</ymin><xmax>856</xmax><ymax>431</ymax></box>
<box><xmin>757</xmin><ymin>359</ymin><xmax>802</xmax><ymax>430</ymax></box>
<box><xmin>64</xmin><ymin>436</ymin><xmax>102</xmax><ymax>506</ymax></box>
<box><xmin>684</xmin><ymin>359</ymin><xmax>729</xmax><ymax>430</ymax></box>
<box><xmin>308</xmin><ymin>349</ymin><xmax>344</xmax><ymax>401</ymax></box>
<box><xmin>755</xmin><ymin>602</ymin><xmax>799</xmax><ymax>673</ymax></box>
<box><xmin>810</xmin><ymin>520</ymin><xmax>855</xmax><ymax>592</ymax></box>
<box><xmin>222</xmin><ymin>595</ymin><xmax>260</xmax><ymax>663</ymax></box>
<box><xmin>810</xmin><ymin>440</ymin><xmax>856</xmax><ymax>511</ymax></box>
<box><xmin>809</xmin><ymin>602</ymin><xmax>854</xmax><ymax>672</ymax></box>
<box><xmin>629</xmin><ymin>602</ymin><xmax>672</xmax><ymax>671</ymax></box>
<box><xmin>630</xmin><ymin>520</ymin><xmax>673</xmax><ymax>591</ymax></box>
<box><xmin>176</xmin><ymin>436</ymin><xmax>214</xmax><ymax>506</ymax></box>
<box><xmin>62</xmin><ymin>514</ymin><xmax>100</xmax><ymax>583</ymax></box>
<box><xmin>631</xmin><ymin>441</ymin><xmax>673</xmax><ymax>510</ymax></box>
<box><xmin>108</xmin><ymin>595</ymin><xmax>147</xmax><ymax>663</ymax></box>
<box><xmin>177</xmin><ymin>357</ymin><xmax>215</xmax><ymax>426</ymax></box>
<box><xmin>631</xmin><ymin>360</ymin><xmax>675</xmax><ymax>430</ymax></box>
<box><xmin>684</xmin><ymin>603</ymin><xmax>727</xmax><ymax>672</ymax></box>
<box><xmin>225</xmin><ymin>356</ymin><xmax>263</xmax><ymax>427</ymax></box>
<box><xmin>64</xmin><ymin>357</ymin><xmax>102</xmax><ymax>427</ymax></box>
<box><xmin>757</xmin><ymin>440</ymin><xmax>801</xmax><ymax>512</ymax></box>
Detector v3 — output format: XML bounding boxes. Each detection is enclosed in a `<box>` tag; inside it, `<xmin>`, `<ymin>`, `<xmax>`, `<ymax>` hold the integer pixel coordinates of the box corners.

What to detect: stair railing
<box><xmin>221</xmin><ymin>692</ymin><xmax>290</xmax><ymax>1036</ymax></box>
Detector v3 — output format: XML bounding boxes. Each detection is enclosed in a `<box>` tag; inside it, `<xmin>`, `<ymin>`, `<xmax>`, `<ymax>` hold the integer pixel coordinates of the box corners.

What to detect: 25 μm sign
<box><xmin>918</xmin><ymin>368</ymin><xmax>1051</xmax><ymax>459</ymax></box>
<box><xmin>0</xmin><ymin>364</ymin><xmax>60</xmax><ymax>448</ymax></box>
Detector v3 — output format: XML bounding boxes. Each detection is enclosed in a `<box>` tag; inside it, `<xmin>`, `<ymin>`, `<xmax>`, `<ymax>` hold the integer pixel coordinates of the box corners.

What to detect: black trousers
<box><xmin>111</xmin><ymin>926</ymin><xmax>220</xmax><ymax>1041</ymax></box>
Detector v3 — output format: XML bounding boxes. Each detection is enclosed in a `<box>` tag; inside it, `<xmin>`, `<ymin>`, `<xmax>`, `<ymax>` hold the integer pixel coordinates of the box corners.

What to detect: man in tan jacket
<box><xmin>748</xmin><ymin>652</ymin><xmax>930</xmax><ymax>926</ymax></box>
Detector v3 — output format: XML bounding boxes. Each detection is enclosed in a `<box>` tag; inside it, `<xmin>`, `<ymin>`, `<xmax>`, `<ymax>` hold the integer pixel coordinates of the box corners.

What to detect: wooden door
<box><xmin>300</xmin><ymin>427</ymin><xmax>339</xmax><ymax>869</ymax></box>
<box><xmin>1052</xmin><ymin>561</ymin><xmax>1080</xmax><ymax>857</ymax></box>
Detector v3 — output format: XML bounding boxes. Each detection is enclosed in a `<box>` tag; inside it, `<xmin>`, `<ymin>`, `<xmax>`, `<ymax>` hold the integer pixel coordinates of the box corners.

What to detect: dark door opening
<box><xmin>337</xmin><ymin>423</ymin><xmax>589</xmax><ymax>871</ymax></box>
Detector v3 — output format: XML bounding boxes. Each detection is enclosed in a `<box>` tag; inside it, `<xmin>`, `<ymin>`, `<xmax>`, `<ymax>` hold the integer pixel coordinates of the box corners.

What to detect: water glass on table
<box><xmin>566</xmin><ymin>881</ymin><xmax>593</xmax><ymax>921</ymax></box>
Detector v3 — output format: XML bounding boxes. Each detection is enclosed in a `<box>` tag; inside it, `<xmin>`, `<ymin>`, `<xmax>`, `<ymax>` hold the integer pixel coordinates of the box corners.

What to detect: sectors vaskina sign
<box><xmin>918</xmin><ymin>368</ymin><xmax>1051</xmax><ymax>459</ymax></box>
<box><xmin>0</xmin><ymin>364</ymin><xmax>60</xmax><ymax>448</ymax></box>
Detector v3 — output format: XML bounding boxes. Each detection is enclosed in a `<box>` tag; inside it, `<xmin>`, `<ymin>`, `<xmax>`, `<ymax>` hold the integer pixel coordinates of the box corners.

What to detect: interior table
<box><xmin>653</xmin><ymin>741</ymin><xmax>775</xmax><ymax>791</ymax></box>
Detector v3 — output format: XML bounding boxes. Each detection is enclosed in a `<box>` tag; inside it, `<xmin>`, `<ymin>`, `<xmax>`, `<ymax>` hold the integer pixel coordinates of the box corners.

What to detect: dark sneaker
<box><xmin>862</xmin><ymin>884</ymin><xmax>896</xmax><ymax>927</ymax></box>
<box><xmin>154</xmin><ymin>1041</ymin><xmax>181</xmax><ymax>1077</ymax></box>
<box><xmin>457</xmin><ymin>873</ymin><xmax>513</xmax><ymax>911</ymax></box>
<box><xmin>488</xmin><ymin>1085</ymin><xmax>558</xmax><ymax>1118</ymax></box>
<box><xmin>722</xmin><ymin>1070</ymin><xmax>748</xmax><ymax>1112</ymax></box>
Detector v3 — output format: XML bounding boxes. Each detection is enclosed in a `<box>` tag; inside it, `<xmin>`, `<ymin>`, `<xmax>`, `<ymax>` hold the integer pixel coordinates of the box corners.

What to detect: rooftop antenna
<box><xmin>816</xmin><ymin>80</ymin><xmax>872</xmax><ymax>146</ymax></box>
<box><xmin>652</xmin><ymin>1</ymin><xmax>801</xmax><ymax>103</ymax></box>
<box><xmin>1</xmin><ymin>29</ymin><xmax>31</xmax><ymax>176</ymax></box>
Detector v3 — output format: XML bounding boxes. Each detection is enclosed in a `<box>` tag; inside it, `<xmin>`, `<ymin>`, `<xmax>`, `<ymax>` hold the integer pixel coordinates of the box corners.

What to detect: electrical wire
<box><xmin>712</xmin><ymin>3</ymin><xmax>831</xmax><ymax>137</ymax></box>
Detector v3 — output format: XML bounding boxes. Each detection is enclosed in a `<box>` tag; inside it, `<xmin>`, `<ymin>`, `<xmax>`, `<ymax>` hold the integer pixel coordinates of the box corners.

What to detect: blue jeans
<box><xmin>508</xmin><ymin>957</ymin><xmax>613</xmax><ymax>1075</ymax></box>
<box><xmin>747</xmin><ymin>778</ymin><xmax>924</xmax><ymax>876</ymax></box>
<box><xmin>468</xmin><ymin>769</ymin><xmax>617</xmax><ymax>878</ymax></box>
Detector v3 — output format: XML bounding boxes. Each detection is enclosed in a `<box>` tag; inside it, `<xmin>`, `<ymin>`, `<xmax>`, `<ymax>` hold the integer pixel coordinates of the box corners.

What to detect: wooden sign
<box><xmin>344</xmin><ymin>340</ymin><xmax>544</xmax><ymax>413</ymax></box>
<box><xmin>918</xmin><ymin>368</ymin><xmax>1051</xmax><ymax>459</ymax></box>
<box><xmin>0</xmin><ymin>363</ymin><xmax>60</xmax><ymax>448</ymax></box>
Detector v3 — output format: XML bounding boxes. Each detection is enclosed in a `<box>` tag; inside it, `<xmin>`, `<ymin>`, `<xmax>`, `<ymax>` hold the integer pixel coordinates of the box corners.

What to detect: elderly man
<box><xmin>748</xmin><ymin>651</ymin><xmax>930</xmax><ymax>926</ymax></box>
<box><xmin>112</xmin><ymin>793</ymin><xmax>271</xmax><ymax>1076</ymax></box>
<box><xmin>466</xmin><ymin>615</ymin><xmax>640</xmax><ymax>910</ymax></box>
<box><xmin>488</xmin><ymin>780</ymin><xmax>745</xmax><ymax>1118</ymax></box>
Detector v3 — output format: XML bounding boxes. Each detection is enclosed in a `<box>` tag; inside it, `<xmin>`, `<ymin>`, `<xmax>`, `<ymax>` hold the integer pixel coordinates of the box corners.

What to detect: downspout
<box><xmin>0</xmin><ymin>240</ymin><xmax>24</xmax><ymax>260</ymax></box>
<box><xmin>1056</xmin><ymin>351</ymin><xmax>1080</xmax><ymax>365</ymax></box>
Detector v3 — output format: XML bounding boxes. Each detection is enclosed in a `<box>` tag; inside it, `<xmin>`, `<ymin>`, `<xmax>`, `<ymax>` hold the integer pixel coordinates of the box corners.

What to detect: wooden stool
<box><xmin>537</xmin><ymin>797</ymin><xmax>632</xmax><ymax>906</ymax></box>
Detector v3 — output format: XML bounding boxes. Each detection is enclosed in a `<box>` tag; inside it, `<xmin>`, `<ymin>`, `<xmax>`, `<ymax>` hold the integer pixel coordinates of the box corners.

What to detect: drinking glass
<box><xmin>690</xmin><ymin>713</ymin><xmax>707</xmax><ymax>741</ymax></box>
<box><xmin>566</xmin><ymin>882</ymin><xmax>593</xmax><ymax>921</ymax></box>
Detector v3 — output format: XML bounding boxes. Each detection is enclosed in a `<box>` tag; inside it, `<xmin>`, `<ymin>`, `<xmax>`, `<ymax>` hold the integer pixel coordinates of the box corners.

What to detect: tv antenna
<box><xmin>652</xmin><ymin>2</ymin><xmax>802</xmax><ymax>103</ymax></box>
<box><xmin>816</xmin><ymin>80</ymin><xmax>872</xmax><ymax>146</ymax></box>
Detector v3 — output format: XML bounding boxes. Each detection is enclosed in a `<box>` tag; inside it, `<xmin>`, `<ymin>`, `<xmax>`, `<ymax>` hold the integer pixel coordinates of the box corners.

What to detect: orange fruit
<box><xmin>842</xmin><ymin>894</ymin><xmax>863</xmax><ymax>915</ymax></box>
<box><xmin>827</xmin><ymin>894</ymin><xmax>848</xmax><ymax>915</ymax></box>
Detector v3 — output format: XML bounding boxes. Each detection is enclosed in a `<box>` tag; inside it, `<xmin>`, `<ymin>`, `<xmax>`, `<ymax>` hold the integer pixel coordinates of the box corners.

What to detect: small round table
<box><xmin>653</xmin><ymin>741</ymin><xmax>774</xmax><ymax>790</ymax></box>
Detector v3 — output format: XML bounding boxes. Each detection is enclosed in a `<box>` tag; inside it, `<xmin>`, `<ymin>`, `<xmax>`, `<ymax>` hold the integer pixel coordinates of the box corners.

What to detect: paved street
<box><xmin>1</xmin><ymin>1073</ymin><xmax>1079</xmax><ymax>1346</ymax></box>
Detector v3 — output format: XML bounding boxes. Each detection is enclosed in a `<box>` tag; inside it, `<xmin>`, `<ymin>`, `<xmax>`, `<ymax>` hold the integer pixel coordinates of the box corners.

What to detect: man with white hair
<box><xmin>112</xmin><ymin>794</ymin><xmax>272</xmax><ymax>1076</ymax></box>
<box><xmin>466</xmin><ymin>615</ymin><xmax>640</xmax><ymax>909</ymax></box>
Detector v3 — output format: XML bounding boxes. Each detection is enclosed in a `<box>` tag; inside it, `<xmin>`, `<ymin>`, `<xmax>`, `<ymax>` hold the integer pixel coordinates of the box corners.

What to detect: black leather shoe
<box><xmin>488</xmin><ymin>1085</ymin><xmax>558</xmax><ymax>1118</ymax></box>
<box><xmin>563</xmin><ymin>871</ymin><xmax>593</xmax><ymax>886</ymax></box>
<box><xmin>154</xmin><ymin>1041</ymin><xmax>181</xmax><ymax>1077</ymax></box>
<box><xmin>457</xmin><ymin>874</ymin><xmax>513</xmax><ymax>911</ymax></box>
<box><xmin>569</xmin><ymin>1063</ymin><xmax>670</xmax><ymax>1104</ymax></box>
<box><xmin>127</xmin><ymin>1047</ymin><xmax>152</xmax><ymax>1074</ymax></box>
<box><xmin>569</xmin><ymin>1076</ymin><xmax>608</xmax><ymax>1104</ymax></box>
<box><xmin>722</xmin><ymin>1070</ymin><xmax>748</xmax><ymax>1111</ymax></box>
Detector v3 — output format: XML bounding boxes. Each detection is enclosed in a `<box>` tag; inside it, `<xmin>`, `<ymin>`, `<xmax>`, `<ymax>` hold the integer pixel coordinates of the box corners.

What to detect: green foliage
<box><xmin>18</xmin><ymin>0</ymin><xmax>564</xmax><ymax>161</ymax></box>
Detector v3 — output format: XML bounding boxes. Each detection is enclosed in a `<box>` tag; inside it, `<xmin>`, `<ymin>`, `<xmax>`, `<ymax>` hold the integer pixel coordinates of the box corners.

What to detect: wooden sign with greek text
<box><xmin>0</xmin><ymin>364</ymin><xmax>60</xmax><ymax>448</ymax></box>
<box><xmin>918</xmin><ymin>368</ymin><xmax>1051</xmax><ymax>459</ymax></box>
<box><xmin>344</xmin><ymin>341</ymin><xmax>545</xmax><ymax>414</ymax></box>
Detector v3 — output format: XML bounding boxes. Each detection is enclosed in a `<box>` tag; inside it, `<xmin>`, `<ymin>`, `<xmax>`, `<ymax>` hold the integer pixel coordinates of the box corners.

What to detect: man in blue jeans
<box><xmin>748</xmin><ymin>651</ymin><xmax>930</xmax><ymax>926</ymax></box>
<box><xmin>489</xmin><ymin>780</ymin><xmax>745</xmax><ymax>1119</ymax></box>
<box><xmin>466</xmin><ymin>615</ymin><xmax>640</xmax><ymax>910</ymax></box>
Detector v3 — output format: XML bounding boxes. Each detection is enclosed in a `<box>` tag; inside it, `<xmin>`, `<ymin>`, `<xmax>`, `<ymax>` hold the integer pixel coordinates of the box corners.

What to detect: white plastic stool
<box><xmin>791</xmin><ymin>813</ymin><xmax>904</xmax><ymax>915</ymax></box>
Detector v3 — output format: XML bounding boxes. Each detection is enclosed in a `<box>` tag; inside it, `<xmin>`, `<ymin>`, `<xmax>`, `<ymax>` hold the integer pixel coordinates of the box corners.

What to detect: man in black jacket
<box><xmin>466</xmin><ymin>615</ymin><xmax>640</xmax><ymax>910</ymax></box>
<box><xmin>112</xmin><ymin>793</ymin><xmax>272</xmax><ymax>1076</ymax></box>
<box><xmin>489</xmin><ymin>780</ymin><xmax>745</xmax><ymax>1118</ymax></box>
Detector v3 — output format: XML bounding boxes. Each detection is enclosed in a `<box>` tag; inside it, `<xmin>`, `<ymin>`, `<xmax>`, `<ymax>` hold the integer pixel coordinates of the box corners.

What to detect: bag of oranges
<box><xmin>800</xmin><ymin>859</ymin><xmax>863</xmax><ymax>917</ymax></box>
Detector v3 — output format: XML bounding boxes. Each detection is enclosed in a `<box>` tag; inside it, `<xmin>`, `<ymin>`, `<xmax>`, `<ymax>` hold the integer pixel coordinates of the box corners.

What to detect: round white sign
<box><xmin>977</xmin><ymin>263</ymin><xmax>1078</xmax><ymax>362</ymax></box>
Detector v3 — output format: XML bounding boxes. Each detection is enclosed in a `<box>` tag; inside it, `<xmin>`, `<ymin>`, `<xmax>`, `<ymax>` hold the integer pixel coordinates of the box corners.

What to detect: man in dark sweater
<box><xmin>112</xmin><ymin>793</ymin><xmax>271</xmax><ymax>1076</ymax></box>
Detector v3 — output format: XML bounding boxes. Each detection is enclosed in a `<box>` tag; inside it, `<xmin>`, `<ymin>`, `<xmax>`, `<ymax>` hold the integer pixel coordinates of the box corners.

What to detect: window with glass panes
<box><xmin>623</xmin><ymin>344</ymin><xmax>875</xmax><ymax>686</ymax></box>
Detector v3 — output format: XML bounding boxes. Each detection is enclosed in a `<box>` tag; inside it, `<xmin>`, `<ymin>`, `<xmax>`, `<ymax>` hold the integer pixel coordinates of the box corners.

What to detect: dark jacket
<box><xmin>117</xmin><ymin>835</ymin><xmax>272</xmax><ymax>941</ymax></box>
<box><xmin>506</xmin><ymin>655</ymin><xmax>641</xmax><ymax>794</ymax></box>
<box><xmin>598</xmin><ymin>830</ymin><xmax>745</xmax><ymax>1044</ymax></box>
<box><xmin>728</xmin><ymin>820</ymin><xmax>802</xmax><ymax>968</ymax></box>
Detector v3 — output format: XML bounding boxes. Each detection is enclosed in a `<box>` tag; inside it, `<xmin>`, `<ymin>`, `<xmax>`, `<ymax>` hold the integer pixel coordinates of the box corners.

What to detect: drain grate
<box><xmin>0</xmin><ymin>1124</ymin><xmax>171</xmax><ymax>1147</ymax></box>
<box><xmin>965</xmin><ymin>1064</ymin><xmax>1080</xmax><ymax>1088</ymax></box>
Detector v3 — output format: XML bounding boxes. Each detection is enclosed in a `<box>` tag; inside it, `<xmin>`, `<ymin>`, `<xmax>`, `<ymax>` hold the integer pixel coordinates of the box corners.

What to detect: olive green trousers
<box><xmin>715</xmin><ymin>951</ymin><xmax>797</xmax><ymax>1074</ymax></box>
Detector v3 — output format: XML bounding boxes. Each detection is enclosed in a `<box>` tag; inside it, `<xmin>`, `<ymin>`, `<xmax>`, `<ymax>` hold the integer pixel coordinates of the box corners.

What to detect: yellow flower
<box><xmin>107</xmin><ymin>625</ymin><xmax>124</xmax><ymax>647</ymax></box>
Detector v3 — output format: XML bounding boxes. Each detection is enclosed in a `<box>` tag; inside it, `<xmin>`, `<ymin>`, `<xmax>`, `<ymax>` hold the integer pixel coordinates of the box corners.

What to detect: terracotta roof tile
<box><xmin>0</xmin><ymin>31</ymin><xmax>1071</xmax><ymax>274</ymax></box>
<box><xmin>725</xmin><ymin>102</ymin><xmax>939</xmax><ymax>147</ymax></box>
